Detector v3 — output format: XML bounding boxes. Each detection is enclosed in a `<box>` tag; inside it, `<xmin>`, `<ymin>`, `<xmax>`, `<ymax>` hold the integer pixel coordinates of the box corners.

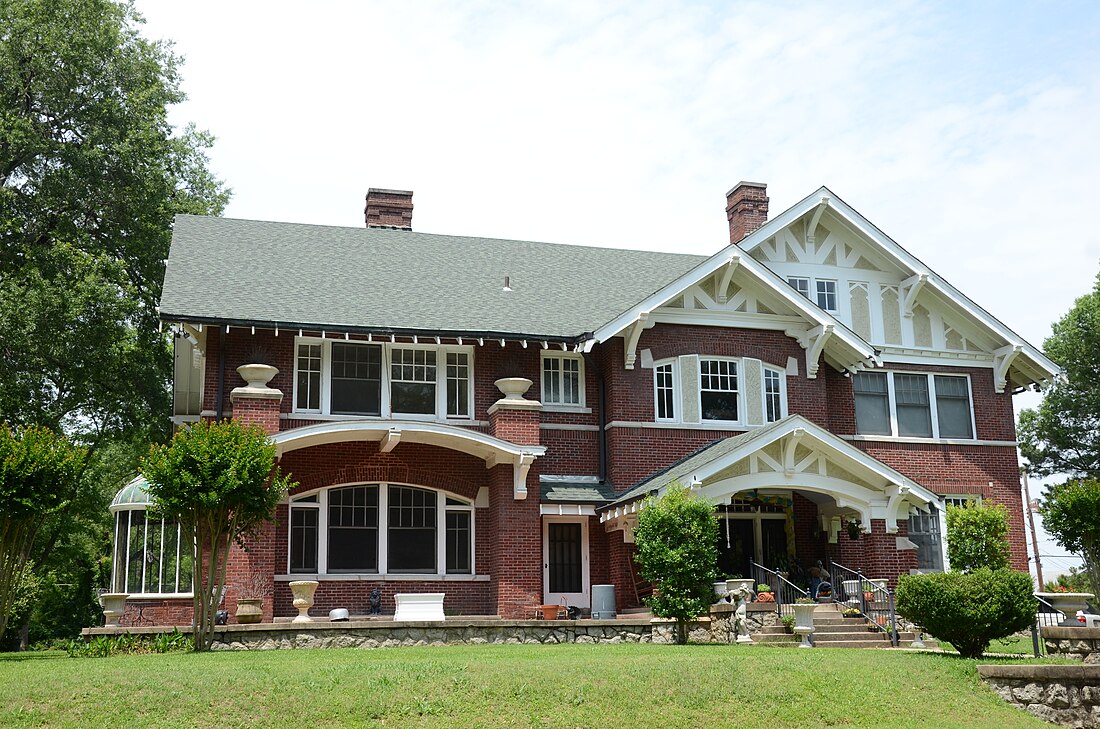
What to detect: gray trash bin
<box><xmin>591</xmin><ymin>584</ymin><xmax>616</xmax><ymax>620</ymax></box>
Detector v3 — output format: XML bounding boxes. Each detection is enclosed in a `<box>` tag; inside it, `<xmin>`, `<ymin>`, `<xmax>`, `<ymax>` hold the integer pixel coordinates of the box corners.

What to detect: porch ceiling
<box><xmin>270</xmin><ymin>420</ymin><xmax>545</xmax><ymax>499</ymax></box>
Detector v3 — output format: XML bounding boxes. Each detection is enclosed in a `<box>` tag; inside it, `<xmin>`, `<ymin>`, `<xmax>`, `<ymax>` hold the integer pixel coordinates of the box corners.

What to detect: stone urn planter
<box><xmin>494</xmin><ymin>377</ymin><xmax>534</xmax><ymax>401</ymax></box>
<box><xmin>727</xmin><ymin>578</ymin><xmax>755</xmax><ymax>596</ymax></box>
<box><xmin>1036</xmin><ymin>591</ymin><xmax>1095</xmax><ymax>626</ymax></box>
<box><xmin>289</xmin><ymin>580</ymin><xmax>319</xmax><ymax>623</ymax></box>
<box><xmin>99</xmin><ymin>593</ymin><xmax>128</xmax><ymax>628</ymax></box>
<box><xmin>235</xmin><ymin>598</ymin><xmax>263</xmax><ymax>624</ymax></box>
<box><xmin>713</xmin><ymin>581</ymin><xmax>730</xmax><ymax>601</ymax></box>
<box><xmin>842</xmin><ymin>579</ymin><xmax>861</xmax><ymax>603</ymax></box>
<box><xmin>236</xmin><ymin>363</ymin><xmax>279</xmax><ymax>389</ymax></box>
<box><xmin>792</xmin><ymin>603</ymin><xmax>817</xmax><ymax>648</ymax></box>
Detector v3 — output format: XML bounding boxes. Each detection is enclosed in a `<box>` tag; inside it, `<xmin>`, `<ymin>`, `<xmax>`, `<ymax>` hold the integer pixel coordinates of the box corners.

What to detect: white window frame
<box><xmin>788</xmin><ymin>276</ymin><xmax>810</xmax><ymax>299</ymax></box>
<box><xmin>653</xmin><ymin>359</ymin><xmax>678</xmax><ymax>422</ymax></box>
<box><xmin>111</xmin><ymin>508</ymin><xmax>194</xmax><ymax>598</ymax></box>
<box><xmin>287</xmin><ymin>483</ymin><xmax>476</xmax><ymax>578</ymax></box>
<box><xmin>698</xmin><ymin>357</ymin><xmax>742</xmax><ymax>424</ymax></box>
<box><xmin>540</xmin><ymin>352</ymin><xmax>585</xmax><ymax>408</ymax></box>
<box><xmin>787</xmin><ymin>276</ymin><xmax>838</xmax><ymax>312</ymax></box>
<box><xmin>943</xmin><ymin>494</ymin><xmax>981</xmax><ymax>509</ymax></box>
<box><xmin>762</xmin><ymin>366</ymin><xmax>787</xmax><ymax>423</ymax></box>
<box><xmin>853</xmin><ymin>371</ymin><xmax>977</xmax><ymax>440</ymax></box>
<box><xmin>815</xmin><ymin>279</ymin><xmax>838</xmax><ymax>311</ymax></box>
<box><xmin>291</xmin><ymin>337</ymin><xmax>475</xmax><ymax>421</ymax></box>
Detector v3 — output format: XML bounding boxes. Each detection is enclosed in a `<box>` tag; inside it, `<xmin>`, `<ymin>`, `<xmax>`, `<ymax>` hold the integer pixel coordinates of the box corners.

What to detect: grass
<box><xmin>936</xmin><ymin>634</ymin><xmax>1037</xmax><ymax>655</ymax></box>
<box><xmin>0</xmin><ymin>644</ymin><xmax>1067</xmax><ymax>728</ymax></box>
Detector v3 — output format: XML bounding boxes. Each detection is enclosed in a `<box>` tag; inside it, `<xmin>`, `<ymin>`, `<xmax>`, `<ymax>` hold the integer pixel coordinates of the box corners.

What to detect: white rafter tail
<box><xmin>513</xmin><ymin>453</ymin><xmax>535</xmax><ymax>500</ymax></box>
<box><xmin>380</xmin><ymin>428</ymin><xmax>402</xmax><ymax>453</ymax></box>
<box><xmin>623</xmin><ymin>312</ymin><xmax>650</xmax><ymax>370</ymax></box>
<box><xmin>804</xmin><ymin>324</ymin><xmax>833</xmax><ymax>379</ymax></box>
<box><xmin>715</xmin><ymin>252</ymin><xmax>741</xmax><ymax>304</ymax></box>
<box><xmin>992</xmin><ymin>343</ymin><xmax>1023</xmax><ymax>394</ymax></box>
<box><xmin>899</xmin><ymin>272</ymin><xmax>929</xmax><ymax>318</ymax></box>
<box><xmin>581</xmin><ymin>338</ymin><xmax>595</xmax><ymax>353</ymax></box>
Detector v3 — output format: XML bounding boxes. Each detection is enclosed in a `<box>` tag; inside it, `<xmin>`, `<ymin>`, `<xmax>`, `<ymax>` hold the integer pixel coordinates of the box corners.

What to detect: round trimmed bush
<box><xmin>894</xmin><ymin>568</ymin><xmax>1036</xmax><ymax>658</ymax></box>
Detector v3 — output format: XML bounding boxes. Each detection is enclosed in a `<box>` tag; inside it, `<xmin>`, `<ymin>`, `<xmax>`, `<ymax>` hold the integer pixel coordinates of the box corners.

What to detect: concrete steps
<box><xmin>750</xmin><ymin>604</ymin><xmax>937</xmax><ymax>649</ymax></box>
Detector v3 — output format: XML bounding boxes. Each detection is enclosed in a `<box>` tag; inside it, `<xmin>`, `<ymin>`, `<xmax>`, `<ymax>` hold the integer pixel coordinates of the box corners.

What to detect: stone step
<box><xmin>752</xmin><ymin>633</ymin><xmax>799</xmax><ymax>643</ymax></box>
<box><xmin>813</xmin><ymin>631</ymin><xmax>892</xmax><ymax>641</ymax></box>
<box><xmin>812</xmin><ymin>639</ymin><xmax>899</xmax><ymax>649</ymax></box>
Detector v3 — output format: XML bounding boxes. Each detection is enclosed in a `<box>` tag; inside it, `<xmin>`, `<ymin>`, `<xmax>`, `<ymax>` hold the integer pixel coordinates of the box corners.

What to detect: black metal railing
<box><xmin>1031</xmin><ymin>594</ymin><xmax>1063</xmax><ymax>657</ymax></box>
<box><xmin>829</xmin><ymin>561</ymin><xmax>898</xmax><ymax>646</ymax></box>
<box><xmin>749</xmin><ymin>560</ymin><xmax>809</xmax><ymax>618</ymax></box>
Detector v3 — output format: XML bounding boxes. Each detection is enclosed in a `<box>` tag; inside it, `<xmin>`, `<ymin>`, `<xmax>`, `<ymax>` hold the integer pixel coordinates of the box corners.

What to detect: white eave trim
<box><xmin>270</xmin><ymin>420</ymin><xmax>545</xmax><ymax>500</ymax></box>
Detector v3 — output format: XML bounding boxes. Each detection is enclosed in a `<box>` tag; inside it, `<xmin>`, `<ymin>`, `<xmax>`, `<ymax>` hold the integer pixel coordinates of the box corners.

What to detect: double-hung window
<box><xmin>700</xmin><ymin>359</ymin><xmax>739</xmax><ymax>421</ymax></box>
<box><xmin>288</xmin><ymin>485</ymin><xmax>475</xmax><ymax>576</ymax></box>
<box><xmin>542</xmin><ymin>354</ymin><xmax>583</xmax><ymax>407</ymax></box>
<box><xmin>764</xmin><ymin>367</ymin><xmax>783</xmax><ymax>423</ymax></box>
<box><xmin>787</xmin><ymin>276</ymin><xmax>838</xmax><ymax>312</ymax></box>
<box><xmin>654</xmin><ymin>360</ymin><xmax>676</xmax><ymax>421</ymax></box>
<box><xmin>293</xmin><ymin>338</ymin><xmax>474</xmax><ymax>419</ymax></box>
<box><xmin>852</xmin><ymin>371</ymin><xmax>975</xmax><ymax>440</ymax></box>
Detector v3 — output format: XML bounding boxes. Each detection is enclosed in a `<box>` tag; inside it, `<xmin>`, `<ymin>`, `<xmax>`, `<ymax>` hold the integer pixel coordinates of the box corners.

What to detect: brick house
<box><xmin>109</xmin><ymin>183</ymin><xmax>1056</xmax><ymax>624</ymax></box>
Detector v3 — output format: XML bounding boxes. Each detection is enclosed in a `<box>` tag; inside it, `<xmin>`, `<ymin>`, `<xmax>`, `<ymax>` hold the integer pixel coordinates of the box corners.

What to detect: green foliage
<box><xmin>1039</xmin><ymin>478</ymin><xmax>1100</xmax><ymax>598</ymax></box>
<box><xmin>141</xmin><ymin>420</ymin><xmax>294</xmax><ymax>651</ymax></box>
<box><xmin>63</xmin><ymin>628</ymin><xmax>191</xmax><ymax>658</ymax></box>
<box><xmin>0</xmin><ymin>424</ymin><xmax>86</xmax><ymax>643</ymax></box>
<box><xmin>780</xmin><ymin>614</ymin><xmax>795</xmax><ymax>631</ymax></box>
<box><xmin>895</xmin><ymin>569</ymin><xmax>1036</xmax><ymax>658</ymax></box>
<box><xmin>633</xmin><ymin>483</ymin><xmax>718</xmax><ymax>643</ymax></box>
<box><xmin>945</xmin><ymin>502</ymin><xmax>1011</xmax><ymax>571</ymax></box>
<box><xmin>1018</xmin><ymin>271</ymin><xmax>1100</xmax><ymax>480</ymax></box>
<box><xmin>1045</xmin><ymin>566</ymin><xmax>1092</xmax><ymax>593</ymax></box>
<box><xmin>0</xmin><ymin>0</ymin><xmax>229</xmax><ymax>439</ymax></box>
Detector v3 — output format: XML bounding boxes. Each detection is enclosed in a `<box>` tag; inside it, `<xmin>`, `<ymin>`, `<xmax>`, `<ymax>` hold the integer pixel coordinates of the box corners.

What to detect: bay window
<box><xmin>293</xmin><ymin>338</ymin><xmax>473</xmax><ymax>419</ymax></box>
<box><xmin>852</xmin><ymin>371</ymin><xmax>975</xmax><ymax>440</ymax></box>
<box><xmin>288</xmin><ymin>484</ymin><xmax>475</xmax><ymax>576</ymax></box>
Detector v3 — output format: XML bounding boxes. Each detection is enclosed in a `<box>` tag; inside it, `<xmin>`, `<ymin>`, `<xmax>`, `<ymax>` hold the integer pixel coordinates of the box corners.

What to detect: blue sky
<box><xmin>135</xmin><ymin>0</ymin><xmax>1098</xmax><ymax>578</ymax></box>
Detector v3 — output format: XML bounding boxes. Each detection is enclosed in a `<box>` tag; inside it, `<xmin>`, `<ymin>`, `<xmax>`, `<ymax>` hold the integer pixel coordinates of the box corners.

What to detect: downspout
<box><xmin>583</xmin><ymin>351</ymin><xmax>607</xmax><ymax>483</ymax></box>
<box><xmin>215</xmin><ymin>327</ymin><xmax>226</xmax><ymax>420</ymax></box>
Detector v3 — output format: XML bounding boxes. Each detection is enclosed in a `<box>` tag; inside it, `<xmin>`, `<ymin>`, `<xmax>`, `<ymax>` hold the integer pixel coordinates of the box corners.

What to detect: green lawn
<box><xmin>0</xmin><ymin>644</ymin><xmax>1063</xmax><ymax>728</ymax></box>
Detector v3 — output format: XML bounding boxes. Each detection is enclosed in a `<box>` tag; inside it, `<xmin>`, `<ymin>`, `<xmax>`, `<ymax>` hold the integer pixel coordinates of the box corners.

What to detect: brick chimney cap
<box><xmin>725</xmin><ymin>181</ymin><xmax>768</xmax><ymax>198</ymax></box>
<box><xmin>367</xmin><ymin>188</ymin><xmax>414</xmax><ymax>197</ymax></box>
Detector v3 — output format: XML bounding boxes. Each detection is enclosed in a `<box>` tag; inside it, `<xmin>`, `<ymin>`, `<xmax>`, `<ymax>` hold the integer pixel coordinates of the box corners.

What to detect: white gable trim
<box><xmin>592</xmin><ymin>237</ymin><xmax>877</xmax><ymax>375</ymax></box>
<box><xmin>738</xmin><ymin>187</ymin><xmax>1059</xmax><ymax>389</ymax></box>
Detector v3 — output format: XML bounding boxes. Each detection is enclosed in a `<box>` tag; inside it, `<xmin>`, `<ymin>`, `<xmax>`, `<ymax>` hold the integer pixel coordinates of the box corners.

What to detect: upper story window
<box><xmin>288</xmin><ymin>484</ymin><xmax>474</xmax><ymax>576</ymax></box>
<box><xmin>700</xmin><ymin>358</ymin><xmax>739</xmax><ymax>421</ymax></box>
<box><xmin>853</xmin><ymin>371</ymin><xmax>975</xmax><ymax>440</ymax></box>
<box><xmin>541</xmin><ymin>354</ymin><xmax>584</xmax><ymax>407</ymax></box>
<box><xmin>764</xmin><ymin>367</ymin><xmax>783</xmax><ymax>423</ymax></box>
<box><xmin>655</xmin><ymin>361</ymin><xmax>676</xmax><ymax>421</ymax></box>
<box><xmin>944</xmin><ymin>494</ymin><xmax>981</xmax><ymax>509</ymax></box>
<box><xmin>293</xmin><ymin>338</ymin><xmax>473</xmax><ymax>420</ymax></box>
<box><xmin>787</xmin><ymin>276</ymin><xmax>838</xmax><ymax>312</ymax></box>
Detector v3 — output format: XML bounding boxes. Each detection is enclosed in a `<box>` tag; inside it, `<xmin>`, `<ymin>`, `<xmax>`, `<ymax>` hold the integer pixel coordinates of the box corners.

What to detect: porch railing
<box><xmin>1030</xmin><ymin>594</ymin><xmax>1065</xmax><ymax>657</ymax></box>
<box><xmin>829</xmin><ymin>561</ymin><xmax>898</xmax><ymax>646</ymax></box>
<box><xmin>749</xmin><ymin>560</ymin><xmax>809</xmax><ymax>618</ymax></box>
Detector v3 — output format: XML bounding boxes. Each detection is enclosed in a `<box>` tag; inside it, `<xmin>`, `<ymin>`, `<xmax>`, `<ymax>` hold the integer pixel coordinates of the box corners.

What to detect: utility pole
<box><xmin>1021</xmin><ymin>467</ymin><xmax>1045</xmax><ymax>589</ymax></box>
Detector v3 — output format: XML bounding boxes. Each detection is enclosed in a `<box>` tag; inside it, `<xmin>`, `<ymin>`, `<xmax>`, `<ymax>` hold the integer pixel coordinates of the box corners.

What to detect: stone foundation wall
<box><xmin>978</xmin><ymin>665</ymin><xmax>1100</xmax><ymax>728</ymax></box>
<box><xmin>1043</xmin><ymin>627</ymin><xmax>1100</xmax><ymax>659</ymax></box>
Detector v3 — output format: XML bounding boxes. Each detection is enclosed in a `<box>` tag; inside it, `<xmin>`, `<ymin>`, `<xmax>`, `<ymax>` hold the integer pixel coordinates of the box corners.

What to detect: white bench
<box><xmin>393</xmin><ymin>592</ymin><xmax>446</xmax><ymax>622</ymax></box>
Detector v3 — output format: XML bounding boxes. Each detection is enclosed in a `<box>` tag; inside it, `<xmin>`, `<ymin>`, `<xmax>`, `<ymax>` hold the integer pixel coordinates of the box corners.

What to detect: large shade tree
<box><xmin>0</xmin><ymin>0</ymin><xmax>229</xmax><ymax>645</ymax></box>
<box><xmin>141</xmin><ymin>420</ymin><xmax>293</xmax><ymax>651</ymax></box>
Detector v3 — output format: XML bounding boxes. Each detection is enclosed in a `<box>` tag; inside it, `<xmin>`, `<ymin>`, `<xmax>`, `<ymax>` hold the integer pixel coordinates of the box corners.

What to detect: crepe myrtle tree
<box><xmin>0</xmin><ymin>424</ymin><xmax>85</xmax><ymax>643</ymax></box>
<box><xmin>633</xmin><ymin>482</ymin><xmax>718</xmax><ymax>644</ymax></box>
<box><xmin>945</xmin><ymin>502</ymin><xmax>1011</xmax><ymax>572</ymax></box>
<box><xmin>1040</xmin><ymin>479</ymin><xmax>1100</xmax><ymax>599</ymax></box>
<box><xmin>141</xmin><ymin>420</ymin><xmax>294</xmax><ymax>651</ymax></box>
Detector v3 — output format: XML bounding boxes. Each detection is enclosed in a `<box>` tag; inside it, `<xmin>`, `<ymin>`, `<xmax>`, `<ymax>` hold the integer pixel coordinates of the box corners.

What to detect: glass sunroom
<box><xmin>109</xmin><ymin>477</ymin><xmax>193</xmax><ymax>597</ymax></box>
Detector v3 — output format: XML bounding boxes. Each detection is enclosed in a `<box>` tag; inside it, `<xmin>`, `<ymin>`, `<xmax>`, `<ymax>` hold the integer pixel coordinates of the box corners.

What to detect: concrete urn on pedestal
<box><xmin>289</xmin><ymin>581</ymin><xmax>319</xmax><ymax>623</ymax></box>
<box><xmin>792</xmin><ymin>602</ymin><xmax>817</xmax><ymax>648</ymax></box>
<box><xmin>99</xmin><ymin>593</ymin><xmax>128</xmax><ymax>628</ymax></box>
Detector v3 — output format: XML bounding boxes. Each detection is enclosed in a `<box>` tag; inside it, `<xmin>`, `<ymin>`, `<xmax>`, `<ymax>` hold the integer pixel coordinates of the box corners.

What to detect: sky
<box><xmin>134</xmin><ymin>0</ymin><xmax>1099</xmax><ymax>579</ymax></box>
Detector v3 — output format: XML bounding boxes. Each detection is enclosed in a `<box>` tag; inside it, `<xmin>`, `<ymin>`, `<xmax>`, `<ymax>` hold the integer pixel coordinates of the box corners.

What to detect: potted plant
<box><xmin>842</xmin><ymin>607</ymin><xmax>863</xmax><ymax>619</ymax></box>
<box><xmin>755</xmin><ymin>583</ymin><xmax>775</xmax><ymax>603</ymax></box>
<box><xmin>234</xmin><ymin>572</ymin><xmax>271</xmax><ymax>624</ymax></box>
<box><xmin>861</xmin><ymin>580</ymin><xmax>876</xmax><ymax>603</ymax></box>
<box><xmin>237</xmin><ymin>344</ymin><xmax>279</xmax><ymax>389</ymax></box>
<box><xmin>846</xmin><ymin>519</ymin><xmax>861</xmax><ymax>540</ymax></box>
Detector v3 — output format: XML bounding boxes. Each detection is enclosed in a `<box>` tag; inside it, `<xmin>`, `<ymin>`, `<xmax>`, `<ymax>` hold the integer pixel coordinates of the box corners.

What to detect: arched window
<box><xmin>109</xmin><ymin>478</ymin><xmax>193</xmax><ymax>595</ymax></box>
<box><xmin>288</xmin><ymin>483</ymin><xmax>474</xmax><ymax>577</ymax></box>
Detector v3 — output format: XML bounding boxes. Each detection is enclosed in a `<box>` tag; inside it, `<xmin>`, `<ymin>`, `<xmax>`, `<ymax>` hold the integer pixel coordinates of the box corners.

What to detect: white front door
<box><xmin>543</xmin><ymin>516</ymin><xmax>590</xmax><ymax>608</ymax></box>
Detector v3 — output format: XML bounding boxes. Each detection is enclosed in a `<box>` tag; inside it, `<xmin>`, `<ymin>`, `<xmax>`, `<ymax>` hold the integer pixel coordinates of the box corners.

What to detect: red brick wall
<box><xmin>273</xmin><ymin>579</ymin><xmax>493</xmax><ymax>617</ymax></box>
<box><xmin>488</xmin><ymin>463</ymin><xmax>542</xmax><ymax>617</ymax></box>
<box><xmin>120</xmin><ymin>598</ymin><xmax>193</xmax><ymax>628</ymax></box>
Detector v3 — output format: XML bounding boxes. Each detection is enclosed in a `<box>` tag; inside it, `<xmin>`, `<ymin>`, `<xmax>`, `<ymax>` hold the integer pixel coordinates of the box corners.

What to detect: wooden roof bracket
<box><xmin>885</xmin><ymin>484</ymin><xmax>913</xmax><ymax>534</ymax></box>
<box><xmin>805</xmin><ymin>196</ymin><xmax>831</xmax><ymax>245</ymax></box>
<box><xmin>992</xmin><ymin>343</ymin><xmax>1023</xmax><ymax>394</ymax></box>
<box><xmin>513</xmin><ymin>453</ymin><xmax>536</xmax><ymax>500</ymax></box>
<box><xmin>804</xmin><ymin>324</ymin><xmax>834</xmax><ymax>379</ymax></box>
<box><xmin>783</xmin><ymin>428</ymin><xmax>806</xmax><ymax>476</ymax></box>
<box><xmin>623</xmin><ymin>312</ymin><xmax>650</xmax><ymax>369</ymax></box>
<box><xmin>715</xmin><ymin>252</ymin><xmax>742</xmax><ymax>304</ymax></box>
<box><xmin>900</xmin><ymin>272</ymin><xmax>929</xmax><ymax>317</ymax></box>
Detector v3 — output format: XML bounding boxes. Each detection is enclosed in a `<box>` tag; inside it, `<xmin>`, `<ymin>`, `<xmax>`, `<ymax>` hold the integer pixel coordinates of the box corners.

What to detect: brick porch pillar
<box><xmin>487</xmin><ymin>377</ymin><xmax>543</xmax><ymax>618</ymax></box>
<box><xmin>227</xmin><ymin>364</ymin><xmax>282</xmax><ymax>621</ymax></box>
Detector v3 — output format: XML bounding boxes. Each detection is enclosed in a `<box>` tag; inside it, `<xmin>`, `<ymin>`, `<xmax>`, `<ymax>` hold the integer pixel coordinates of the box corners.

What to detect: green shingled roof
<box><xmin>161</xmin><ymin>216</ymin><xmax>706</xmax><ymax>340</ymax></box>
<box><xmin>540</xmin><ymin>480</ymin><xmax>617</xmax><ymax>503</ymax></box>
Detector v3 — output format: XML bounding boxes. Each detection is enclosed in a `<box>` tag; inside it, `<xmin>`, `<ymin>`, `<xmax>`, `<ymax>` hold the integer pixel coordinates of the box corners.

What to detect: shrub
<box><xmin>945</xmin><ymin>502</ymin><xmax>1011</xmax><ymax>571</ymax></box>
<box><xmin>895</xmin><ymin>569</ymin><xmax>1036</xmax><ymax>658</ymax></box>
<box><xmin>633</xmin><ymin>483</ymin><xmax>718</xmax><ymax>644</ymax></box>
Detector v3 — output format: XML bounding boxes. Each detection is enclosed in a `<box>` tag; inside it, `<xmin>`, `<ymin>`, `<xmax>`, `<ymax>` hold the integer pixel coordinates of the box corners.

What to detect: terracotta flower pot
<box><xmin>757</xmin><ymin>591</ymin><xmax>775</xmax><ymax>603</ymax></box>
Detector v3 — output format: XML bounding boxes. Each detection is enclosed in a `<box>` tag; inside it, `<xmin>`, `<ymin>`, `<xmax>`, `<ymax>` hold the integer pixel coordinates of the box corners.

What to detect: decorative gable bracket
<box><xmin>714</xmin><ymin>252</ymin><xmax>741</xmax><ymax>304</ymax></box>
<box><xmin>623</xmin><ymin>312</ymin><xmax>651</xmax><ymax>369</ymax></box>
<box><xmin>992</xmin><ymin>344</ymin><xmax>1023</xmax><ymax>394</ymax></box>
<box><xmin>784</xmin><ymin>324</ymin><xmax>834</xmax><ymax>378</ymax></box>
<box><xmin>899</xmin><ymin>273</ymin><xmax>929</xmax><ymax>318</ymax></box>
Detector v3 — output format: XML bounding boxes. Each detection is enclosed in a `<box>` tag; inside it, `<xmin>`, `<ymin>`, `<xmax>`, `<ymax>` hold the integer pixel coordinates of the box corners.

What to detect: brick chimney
<box><xmin>364</xmin><ymin>188</ymin><xmax>413</xmax><ymax>230</ymax></box>
<box><xmin>725</xmin><ymin>182</ymin><xmax>769</xmax><ymax>243</ymax></box>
